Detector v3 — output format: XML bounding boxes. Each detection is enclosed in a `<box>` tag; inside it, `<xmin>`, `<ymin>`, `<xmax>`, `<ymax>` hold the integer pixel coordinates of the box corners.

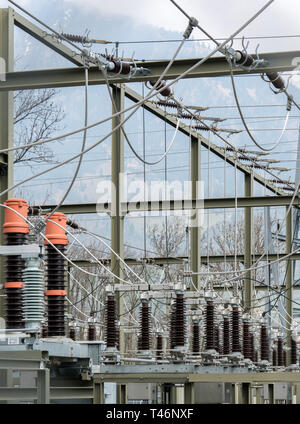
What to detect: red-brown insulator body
<box><xmin>192</xmin><ymin>321</ymin><xmax>200</xmax><ymax>354</ymax></box>
<box><xmin>250</xmin><ymin>333</ymin><xmax>255</xmax><ymax>362</ymax></box>
<box><xmin>243</xmin><ymin>321</ymin><xmax>252</xmax><ymax>359</ymax></box>
<box><xmin>265</xmin><ymin>72</ymin><xmax>285</xmax><ymax>90</ymax></box>
<box><xmin>174</xmin><ymin>294</ymin><xmax>185</xmax><ymax>347</ymax></box>
<box><xmin>277</xmin><ymin>337</ymin><xmax>284</xmax><ymax>366</ymax></box>
<box><xmin>231</xmin><ymin>307</ymin><xmax>241</xmax><ymax>353</ymax></box>
<box><xmin>214</xmin><ymin>325</ymin><xmax>221</xmax><ymax>354</ymax></box>
<box><xmin>223</xmin><ymin>316</ymin><xmax>231</xmax><ymax>355</ymax></box>
<box><xmin>149</xmin><ymin>80</ymin><xmax>171</xmax><ymax>98</ymax></box>
<box><xmin>205</xmin><ymin>301</ymin><xmax>215</xmax><ymax>350</ymax></box>
<box><xmin>69</xmin><ymin>327</ymin><xmax>76</xmax><ymax>341</ymax></box>
<box><xmin>156</xmin><ymin>334</ymin><xmax>163</xmax><ymax>360</ymax></box>
<box><xmin>88</xmin><ymin>323</ymin><xmax>96</xmax><ymax>341</ymax></box>
<box><xmin>106</xmin><ymin>295</ymin><xmax>117</xmax><ymax>348</ymax></box>
<box><xmin>111</xmin><ymin>60</ymin><xmax>131</xmax><ymax>75</ymax></box>
<box><xmin>156</xmin><ymin>100</ymin><xmax>178</xmax><ymax>109</ymax></box>
<box><xmin>260</xmin><ymin>324</ymin><xmax>269</xmax><ymax>361</ymax></box>
<box><xmin>272</xmin><ymin>349</ymin><xmax>277</xmax><ymax>366</ymax></box>
<box><xmin>291</xmin><ymin>338</ymin><xmax>297</xmax><ymax>365</ymax></box>
<box><xmin>5</xmin><ymin>233</ymin><xmax>28</xmax><ymax>329</ymax></box>
<box><xmin>235</xmin><ymin>50</ymin><xmax>255</xmax><ymax>67</ymax></box>
<box><xmin>169</xmin><ymin>305</ymin><xmax>176</xmax><ymax>350</ymax></box>
<box><xmin>139</xmin><ymin>300</ymin><xmax>151</xmax><ymax>350</ymax></box>
<box><xmin>254</xmin><ymin>350</ymin><xmax>258</xmax><ymax>363</ymax></box>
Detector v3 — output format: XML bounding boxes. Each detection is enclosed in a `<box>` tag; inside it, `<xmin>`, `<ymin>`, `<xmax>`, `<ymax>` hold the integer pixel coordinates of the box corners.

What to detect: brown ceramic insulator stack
<box><xmin>272</xmin><ymin>349</ymin><xmax>277</xmax><ymax>366</ymax></box>
<box><xmin>149</xmin><ymin>80</ymin><xmax>171</xmax><ymax>97</ymax></box>
<box><xmin>88</xmin><ymin>323</ymin><xmax>96</xmax><ymax>341</ymax></box>
<box><xmin>231</xmin><ymin>306</ymin><xmax>241</xmax><ymax>353</ymax></box>
<box><xmin>106</xmin><ymin>295</ymin><xmax>117</xmax><ymax>348</ymax></box>
<box><xmin>69</xmin><ymin>327</ymin><xmax>76</xmax><ymax>341</ymax></box>
<box><xmin>291</xmin><ymin>338</ymin><xmax>297</xmax><ymax>365</ymax></box>
<box><xmin>260</xmin><ymin>324</ymin><xmax>269</xmax><ymax>361</ymax></box>
<box><xmin>223</xmin><ymin>316</ymin><xmax>230</xmax><ymax>355</ymax></box>
<box><xmin>214</xmin><ymin>325</ymin><xmax>221</xmax><ymax>354</ymax></box>
<box><xmin>41</xmin><ymin>326</ymin><xmax>48</xmax><ymax>338</ymax></box>
<box><xmin>277</xmin><ymin>337</ymin><xmax>284</xmax><ymax>366</ymax></box>
<box><xmin>139</xmin><ymin>300</ymin><xmax>151</xmax><ymax>350</ymax></box>
<box><xmin>174</xmin><ymin>294</ymin><xmax>185</xmax><ymax>347</ymax></box>
<box><xmin>205</xmin><ymin>301</ymin><xmax>215</xmax><ymax>350</ymax></box>
<box><xmin>250</xmin><ymin>333</ymin><xmax>255</xmax><ymax>362</ymax></box>
<box><xmin>3</xmin><ymin>199</ymin><xmax>30</xmax><ymax>330</ymax></box>
<box><xmin>243</xmin><ymin>321</ymin><xmax>252</xmax><ymax>359</ymax></box>
<box><xmin>169</xmin><ymin>304</ymin><xmax>176</xmax><ymax>350</ymax></box>
<box><xmin>283</xmin><ymin>350</ymin><xmax>287</xmax><ymax>367</ymax></box>
<box><xmin>254</xmin><ymin>351</ymin><xmax>258</xmax><ymax>363</ymax></box>
<box><xmin>44</xmin><ymin>213</ymin><xmax>68</xmax><ymax>337</ymax></box>
<box><xmin>192</xmin><ymin>321</ymin><xmax>200</xmax><ymax>354</ymax></box>
<box><xmin>156</xmin><ymin>334</ymin><xmax>163</xmax><ymax>360</ymax></box>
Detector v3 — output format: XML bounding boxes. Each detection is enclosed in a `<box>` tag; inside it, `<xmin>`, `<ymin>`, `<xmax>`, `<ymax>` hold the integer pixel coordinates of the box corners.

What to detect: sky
<box><xmin>0</xmin><ymin>0</ymin><xmax>299</xmax><ymax>256</ymax></box>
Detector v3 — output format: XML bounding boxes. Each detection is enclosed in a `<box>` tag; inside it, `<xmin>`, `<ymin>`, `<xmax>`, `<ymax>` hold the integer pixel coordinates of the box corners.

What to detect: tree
<box><xmin>14</xmin><ymin>88</ymin><xmax>65</xmax><ymax>165</ymax></box>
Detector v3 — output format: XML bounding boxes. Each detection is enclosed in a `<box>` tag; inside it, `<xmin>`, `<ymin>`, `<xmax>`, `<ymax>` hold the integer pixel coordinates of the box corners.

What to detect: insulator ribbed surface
<box><xmin>88</xmin><ymin>323</ymin><xmax>96</xmax><ymax>341</ymax></box>
<box><xmin>23</xmin><ymin>265</ymin><xmax>44</xmax><ymax>326</ymax></box>
<box><xmin>5</xmin><ymin>233</ymin><xmax>27</xmax><ymax>328</ymax></box>
<box><xmin>243</xmin><ymin>321</ymin><xmax>251</xmax><ymax>359</ymax></box>
<box><xmin>260</xmin><ymin>324</ymin><xmax>269</xmax><ymax>361</ymax></box>
<box><xmin>192</xmin><ymin>322</ymin><xmax>200</xmax><ymax>354</ymax></box>
<box><xmin>214</xmin><ymin>325</ymin><xmax>221</xmax><ymax>354</ymax></box>
<box><xmin>139</xmin><ymin>301</ymin><xmax>151</xmax><ymax>350</ymax></box>
<box><xmin>106</xmin><ymin>295</ymin><xmax>116</xmax><ymax>348</ymax></box>
<box><xmin>231</xmin><ymin>307</ymin><xmax>241</xmax><ymax>353</ymax></box>
<box><xmin>174</xmin><ymin>294</ymin><xmax>185</xmax><ymax>347</ymax></box>
<box><xmin>277</xmin><ymin>338</ymin><xmax>284</xmax><ymax>366</ymax></box>
<box><xmin>156</xmin><ymin>334</ymin><xmax>163</xmax><ymax>360</ymax></box>
<box><xmin>223</xmin><ymin>317</ymin><xmax>230</xmax><ymax>355</ymax></box>
<box><xmin>205</xmin><ymin>301</ymin><xmax>215</xmax><ymax>350</ymax></box>
<box><xmin>169</xmin><ymin>306</ymin><xmax>176</xmax><ymax>350</ymax></box>
<box><xmin>291</xmin><ymin>338</ymin><xmax>297</xmax><ymax>365</ymax></box>
<box><xmin>46</xmin><ymin>245</ymin><xmax>66</xmax><ymax>337</ymax></box>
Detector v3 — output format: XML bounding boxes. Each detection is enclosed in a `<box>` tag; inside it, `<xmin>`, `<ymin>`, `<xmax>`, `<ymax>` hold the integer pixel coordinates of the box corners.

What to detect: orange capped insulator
<box><xmin>44</xmin><ymin>212</ymin><xmax>68</xmax><ymax>245</ymax></box>
<box><xmin>3</xmin><ymin>198</ymin><xmax>29</xmax><ymax>234</ymax></box>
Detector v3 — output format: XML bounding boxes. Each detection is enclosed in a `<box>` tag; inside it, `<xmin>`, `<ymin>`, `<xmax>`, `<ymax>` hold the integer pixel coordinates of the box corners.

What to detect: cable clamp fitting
<box><xmin>183</xmin><ymin>17</ymin><xmax>198</xmax><ymax>39</ymax></box>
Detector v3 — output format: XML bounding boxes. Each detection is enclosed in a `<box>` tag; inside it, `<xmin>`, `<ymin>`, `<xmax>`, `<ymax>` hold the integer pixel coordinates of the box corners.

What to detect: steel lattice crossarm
<box><xmin>0</xmin><ymin>50</ymin><xmax>299</xmax><ymax>90</ymax></box>
<box><xmin>31</xmin><ymin>194</ymin><xmax>300</xmax><ymax>215</ymax></box>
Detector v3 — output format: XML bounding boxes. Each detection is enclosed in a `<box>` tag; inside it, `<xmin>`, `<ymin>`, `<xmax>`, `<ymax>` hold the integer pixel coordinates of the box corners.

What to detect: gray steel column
<box><xmin>0</xmin><ymin>8</ymin><xmax>14</xmax><ymax>319</ymax></box>
<box><xmin>37</xmin><ymin>369</ymin><xmax>50</xmax><ymax>404</ymax></box>
<box><xmin>244</xmin><ymin>173</ymin><xmax>253</xmax><ymax>312</ymax></box>
<box><xmin>111</xmin><ymin>84</ymin><xmax>125</xmax><ymax>352</ymax></box>
<box><xmin>190</xmin><ymin>135</ymin><xmax>201</xmax><ymax>291</ymax></box>
<box><xmin>286</xmin><ymin>205</ymin><xmax>293</xmax><ymax>365</ymax></box>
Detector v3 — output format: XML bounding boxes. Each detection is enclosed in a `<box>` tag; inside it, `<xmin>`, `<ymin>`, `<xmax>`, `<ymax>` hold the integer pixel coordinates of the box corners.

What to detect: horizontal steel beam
<box><xmin>72</xmin><ymin>252</ymin><xmax>300</xmax><ymax>268</ymax></box>
<box><xmin>35</xmin><ymin>195</ymin><xmax>300</xmax><ymax>215</ymax></box>
<box><xmin>0</xmin><ymin>386</ymin><xmax>93</xmax><ymax>400</ymax></box>
<box><xmin>1</xmin><ymin>50</ymin><xmax>298</xmax><ymax>91</ymax></box>
<box><xmin>93</xmin><ymin>371</ymin><xmax>300</xmax><ymax>384</ymax></box>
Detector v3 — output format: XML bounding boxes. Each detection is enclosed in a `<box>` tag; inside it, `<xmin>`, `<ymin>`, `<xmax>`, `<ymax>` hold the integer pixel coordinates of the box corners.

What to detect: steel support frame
<box><xmin>111</xmin><ymin>84</ymin><xmax>125</xmax><ymax>356</ymax></box>
<box><xmin>286</xmin><ymin>206</ymin><xmax>293</xmax><ymax>365</ymax></box>
<box><xmin>244</xmin><ymin>173</ymin><xmax>253</xmax><ymax>311</ymax></box>
<box><xmin>1</xmin><ymin>50</ymin><xmax>298</xmax><ymax>91</ymax></box>
<box><xmin>0</xmin><ymin>7</ymin><xmax>14</xmax><ymax>320</ymax></box>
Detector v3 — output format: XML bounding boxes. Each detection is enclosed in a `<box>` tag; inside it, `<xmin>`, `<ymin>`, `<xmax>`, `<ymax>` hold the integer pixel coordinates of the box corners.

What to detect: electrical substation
<box><xmin>0</xmin><ymin>0</ymin><xmax>300</xmax><ymax>405</ymax></box>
